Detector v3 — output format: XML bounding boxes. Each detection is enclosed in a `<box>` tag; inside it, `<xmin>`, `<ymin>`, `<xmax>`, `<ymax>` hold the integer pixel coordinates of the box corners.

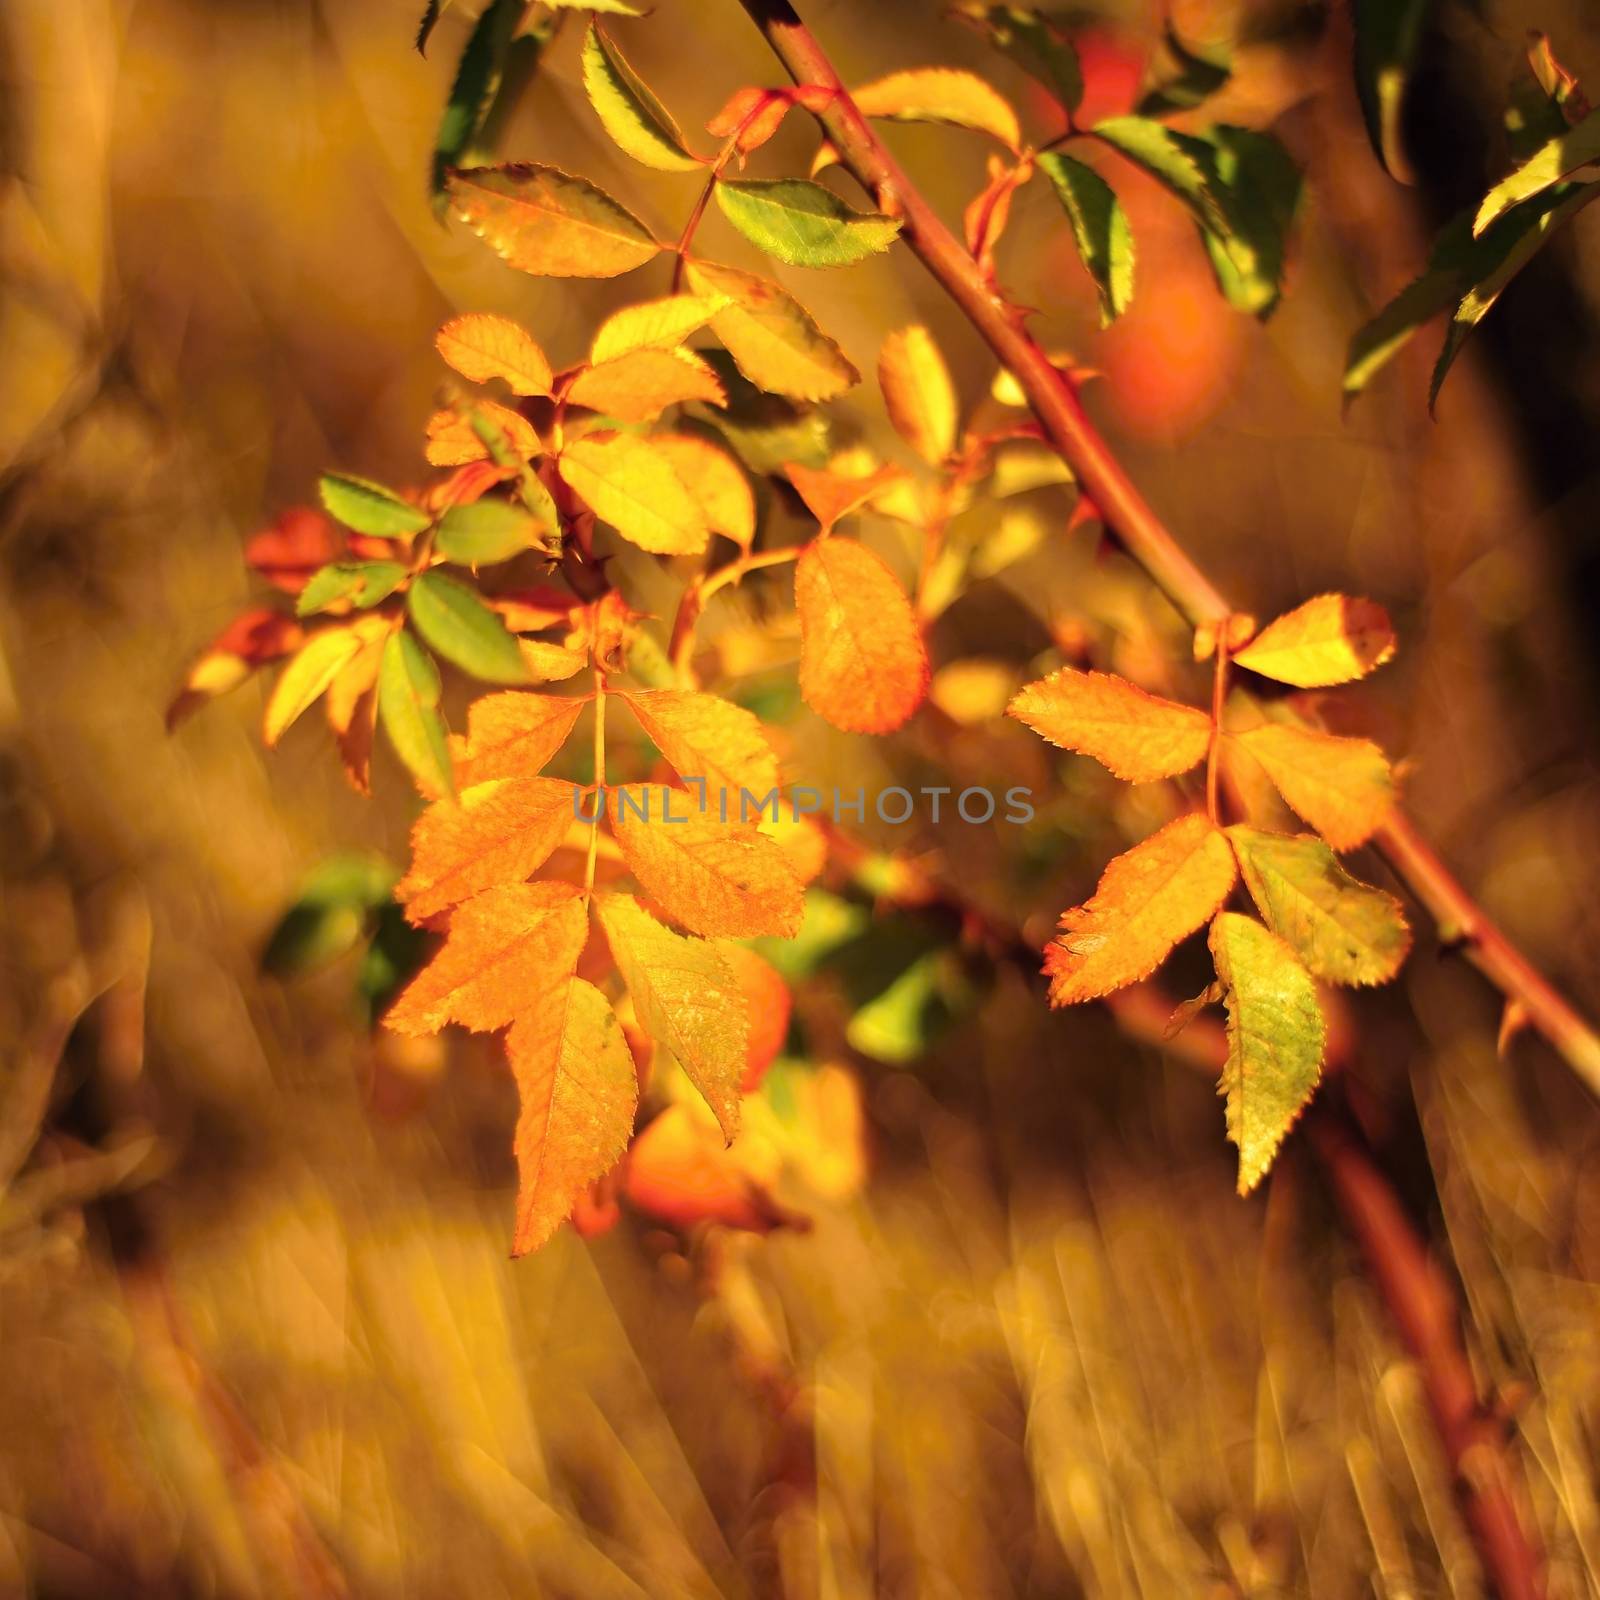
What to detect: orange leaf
<box><xmin>878</xmin><ymin>325</ymin><xmax>959</xmax><ymax>465</ymax></box>
<box><xmin>647</xmin><ymin>435</ymin><xmax>755</xmax><ymax>548</ymax></box>
<box><xmin>451</xmin><ymin>690</ymin><xmax>586</xmax><ymax>786</ymax></box>
<box><xmin>964</xmin><ymin>154</ymin><xmax>1033</xmax><ymax>276</ymax></box>
<box><xmin>623</xmin><ymin>1102</ymin><xmax>797</xmax><ymax>1233</ymax></box>
<box><xmin>385</xmin><ymin>880</ymin><xmax>587</xmax><ymax>1036</ymax></box>
<box><xmin>565</xmin><ymin>347</ymin><xmax>725</xmax><ymax>423</ymax></box>
<box><xmin>1232</xmin><ymin>724</ymin><xmax>1394</xmax><ymax>851</ymax></box>
<box><xmin>246</xmin><ymin>508</ymin><xmax>343</xmax><ymax>593</ymax></box>
<box><xmin>1006</xmin><ymin>667</ymin><xmax>1212</xmax><ymax>781</ymax></box>
<box><xmin>622</xmin><ymin>689</ymin><xmax>779</xmax><ymax>810</ymax></box>
<box><xmin>597</xmin><ymin>892</ymin><xmax>748</xmax><ymax>1138</ymax></box>
<box><xmin>435</xmin><ymin>313</ymin><xmax>553</xmax><ymax>396</ymax></box>
<box><xmin>325</xmin><ymin>624</ymin><xmax>387</xmax><ymax>794</ymax></box>
<box><xmin>397</xmin><ymin>776</ymin><xmax>578</xmax><ymax>922</ymax></box>
<box><xmin>425</xmin><ymin>400</ymin><xmax>540</xmax><ymax>466</ymax></box>
<box><xmin>608</xmin><ymin>783</ymin><xmax>803</xmax><ymax>939</ymax></box>
<box><xmin>506</xmin><ymin>976</ymin><xmax>637</xmax><ymax>1255</ymax></box>
<box><xmin>1044</xmin><ymin>812</ymin><xmax>1238</xmax><ymax>1003</ymax></box>
<box><xmin>722</xmin><ymin>944</ymin><xmax>791</xmax><ymax>1092</ymax></box>
<box><xmin>1233</xmin><ymin>594</ymin><xmax>1397</xmax><ymax>687</ymax></box>
<box><xmin>795</xmin><ymin>537</ymin><xmax>929</xmax><ymax>733</ymax></box>
<box><xmin>784</xmin><ymin>460</ymin><xmax>905</xmax><ymax>533</ymax></box>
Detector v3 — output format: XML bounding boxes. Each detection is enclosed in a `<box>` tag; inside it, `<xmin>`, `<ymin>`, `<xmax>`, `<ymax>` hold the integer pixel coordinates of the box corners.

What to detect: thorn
<box><xmin>1497</xmin><ymin>997</ymin><xmax>1530</xmax><ymax>1059</ymax></box>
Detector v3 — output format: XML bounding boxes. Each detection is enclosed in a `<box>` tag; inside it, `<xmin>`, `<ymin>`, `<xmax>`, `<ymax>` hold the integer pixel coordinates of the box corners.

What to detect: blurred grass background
<box><xmin>4</xmin><ymin>0</ymin><xmax>1600</xmax><ymax>1594</ymax></box>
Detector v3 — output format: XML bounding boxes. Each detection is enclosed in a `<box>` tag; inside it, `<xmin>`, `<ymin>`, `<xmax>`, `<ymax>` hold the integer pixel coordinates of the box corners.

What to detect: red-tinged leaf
<box><xmin>1045</xmin><ymin>812</ymin><xmax>1238</xmax><ymax>1003</ymax></box>
<box><xmin>964</xmin><ymin>154</ymin><xmax>1034</xmax><ymax>277</ymax></box>
<box><xmin>622</xmin><ymin>689</ymin><xmax>780</xmax><ymax>808</ymax></box>
<box><xmin>608</xmin><ymin>783</ymin><xmax>803</xmax><ymax>939</ymax></box>
<box><xmin>435</xmin><ymin>312</ymin><xmax>553</xmax><ymax>396</ymax></box>
<box><xmin>451</xmin><ymin>690</ymin><xmax>586</xmax><ymax>786</ymax></box>
<box><xmin>506</xmin><ymin>977</ymin><xmax>638</xmax><ymax>1255</ymax></box>
<box><xmin>722</xmin><ymin>944</ymin><xmax>791</xmax><ymax>1092</ymax></box>
<box><xmin>597</xmin><ymin>891</ymin><xmax>748</xmax><ymax>1138</ymax></box>
<box><xmin>245</xmin><ymin>508</ymin><xmax>343</xmax><ymax>593</ymax></box>
<box><xmin>1006</xmin><ymin>666</ymin><xmax>1212</xmax><ymax>781</ymax></box>
<box><xmin>784</xmin><ymin>460</ymin><xmax>905</xmax><ymax>533</ymax></box>
<box><xmin>324</xmin><ymin>623</ymin><xmax>387</xmax><ymax>794</ymax></box>
<box><xmin>397</xmin><ymin>775</ymin><xmax>577</xmax><ymax>922</ymax></box>
<box><xmin>167</xmin><ymin>609</ymin><xmax>304</xmax><ymax>728</ymax></box>
<box><xmin>385</xmin><ymin>880</ymin><xmax>587</xmax><ymax>1036</ymax></box>
<box><xmin>1232</xmin><ymin>723</ymin><xmax>1394</xmax><ymax>851</ymax></box>
<box><xmin>795</xmin><ymin>536</ymin><xmax>929</xmax><ymax>733</ymax></box>
<box><xmin>623</xmin><ymin>1102</ymin><xmax>801</xmax><ymax>1233</ymax></box>
<box><xmin>1232</xmin><ymin>594</ymin><xmax>1397</xmax><ymax>687</ymax></box>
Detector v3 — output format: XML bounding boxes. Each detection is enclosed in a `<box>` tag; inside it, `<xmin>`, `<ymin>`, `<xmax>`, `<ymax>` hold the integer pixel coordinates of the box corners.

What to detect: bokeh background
<box><xmin>4</xmin><ymin>0</ymin><xmax>1600</xmax><ymax>1594</ymax></box>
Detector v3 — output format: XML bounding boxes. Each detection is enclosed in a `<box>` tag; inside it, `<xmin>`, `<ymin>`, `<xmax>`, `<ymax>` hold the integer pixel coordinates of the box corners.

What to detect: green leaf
<box><xmin>1093</xmin><ymin>116</ymin><xmax>1225</xmax><ymax>230</ymax></box>
<box><xmin>1194</xmin><ymin>126</ymin><xmax>1301</xmax><ymax>317</ymax></box>
<box><xmin>263</xmin><ymin>853</ymin><xmax>400</xmax><ymax>976</ymax></box>
<box><xmin>358</xmin><ymin>902</ymin><xmax>434</xmax><ymax>1028</ymax></box>
<box><xmin>1039</xmin><ymin>153</ymin><xmax>1134</xmax><ymax>325</ymax></box>
<box><xmin>714</xmin><ymin>179</ymin><xmax>902</xmax><ymax>269</ymax></box>
<box><xmin>1227</xmin><ymin>826</ymin><xmax>1411</xmax><ymax>987</ymax></box>
<box><xmin>378</xmin><ymin>629</ymin><xmax>453</xmax><ymax>799</ymax></box>
<box><xmin>319</xmin><ymin>473</ymin><xmax>431</xmax><ymax>538</ymax></box>
<box><xmin>1474</xmin><ymin>104</ymin><xmax>1600</xmax><ymax>234</ymax></box>
<box><xmin>960</xmin><ymin>5</ymin><xmax>1082</xmax><ymax>113</ymax></box>
<box><xmin>296</xmin><ymin>561</ymin><xmax>408</xmax><ymax>617</ymax></box>
<box><xmin>580</xmin><ymin>22</ymin><xmax>701</xmax><ymax>172</ymax></box>
<box><xmin>689</xmin><ymin>350</ymin><xmax>833</xmax><ymax>472</ymax></box>
<box><xmin>416</xmin><ymin>0</ymin><xmax>450</xmax><ymax>55</ymax></box>
<box><xmin>407</xmin><ymin>570</ymin><xmax>531</xmax><ymax>684</ymax></box>
<box><xmin>448</xmin><ymin>163</ymin><xmax>661</xmax><ymax>279</ymax></box>
<box><xmin>435</xmin><ymin>499</ymin><xmax>546</xmax><ymax>565</ymax></box>
<box><xmin>1353</xmin><ymin>0</ymin><xmax>1430</xmax><ymax>178</ymax></box>
<box><xmin>430</xmin><ymin>0</ymin><xmax>520</xmax><ymax>213</ymax></box>
<box><xmin>1137</xmin><ymin>23</ymin><xmax>1230</xmax><ymax>116</ymax></box>
<box><xmin>1210</xmin><ymin>911</ymin><xmax>1325</xmax><ymax>1195</ymax></box>
<box><xmin>466</xmin><ymin>407</ymin><xmax>564</xmax><ymax>531</ymax></box>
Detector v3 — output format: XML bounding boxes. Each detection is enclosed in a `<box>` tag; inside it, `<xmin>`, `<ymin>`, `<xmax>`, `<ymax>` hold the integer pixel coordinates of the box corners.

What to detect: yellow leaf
<box><xmin>878</xmin><ymin>325</ymin><xmax>959</xmax><ymax>465</ymax></box>
<box><xmin>580</xmin><ymin>22</ymin><xmax>703</xmax><ymax>174</ymax></box>
<box><xmin>263</xmin><ymin>625</ymin><xmax>366</xmax><ymax>746</ymax></box>
<box><xmin>1045</xmin><ymin>812</ymin><xmax>1238</xmax><ymax>1003</ymax></box>
<box><xmin>386</xmin><ymin>880</ymin><xmax>587</xmax><ymax>1036</ymax></box>
<box><xmin>597</xmin><ymin>891</ymin><xmax>748</xmax><ymax>1138</ymax></box>
<box><xmin>784</xmin><ymin>460</ymin><xmax>905</xmax><ymax>533</ymax></box>
<box><xmin>448</xmin><ymin>163</ymin><xmax>661</xmax><ymax>279</ymax></box>
<box><xmin>590</xmin><ymin>293</ymin><xmax>729</xmax><ymax>362</ymax></box>
<box><xmin>852</xmin><ymin>67</ymin><xmax>1021</xmax><ymax>151</ymax></box>
<box><xmin>1006</xmin><ymin>666</ymin><xmax>1212</xmax><ymax>781</ymax></box>
<box><xmin>425</xmin><ymin>400</ymin><xmax>539</xmax><ymax>466</ymax></box>
<box><xmin>1232</xmin><ymin>723</ymin><xmax>1394</xmax><ymax>851</ymax></box>
<box><xmin>684</xmin><ymin>258</ymin><xmax>859</xmax><ymax>401</ymax></box>
<box><xmin>397</xmin><ymin>776</ymin><xmax>577</xmax><ymax>922</ymax></box>
<box><xmin>795</xmin><ymin>536</ymin><xmax>929</xmax><ymax>733</ymax></box>
<box><xmin>435</xmin><ymin>313</ymin><xmax>553</xmax><ymax>396</ymax></box>
<box><xmin>506</xmin><ymin>977</ymin><xmax>637</xmax><ymax>1255</ymax></box>
<box><xmin>623</xmin><ymin>689</ymin><xmax>780</xmax><ymax>807</ymax></box>
<box><xmin>558</xmin><ymin>432</ymin><xmax>709</xmax><ymax>554</ymax></box>
<box><xmin>324</xmin><ymin>624</ymin><xmax>388</xmax><ymax>794</ymax></box>
<box><xmin>565</xmin><ymin>347</ymin><xmax>725</xmax><ymax>423</ymax></box>
<box><xmin>648</xmin><ymin>434</ymin><xmax>755</xmax><ymax>548</ymax></box>
<box><xmin>608</xmin><ymin>783</ymin><xmax>804</xmax><ymax>939</ymax></box>
<box><xmin>452</xmin><ymin>690</ymin><xmax>586</xmax><ymax>786</ymax></box>
<box><xmin>1232</xmin><ymin>594</ymin><xmax>1397</xmax><ymax>687</ymax></box>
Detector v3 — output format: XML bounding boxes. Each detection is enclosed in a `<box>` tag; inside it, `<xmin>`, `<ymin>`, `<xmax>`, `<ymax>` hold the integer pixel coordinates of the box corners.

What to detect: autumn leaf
<box><xmin>1045</xmin><ymin>812</ymin><xmax>1238</xmax><ymax>1004</ymax></box>
<box><xmin>1232</xmin><ymin>595</ymin><xmax>1397</xmax><ymax>687</ymax></box>
<box><xmin>1227</xmin><ymin>825</ymin><xmax>1411</xmax><ymax>986</ymax></box>
<box><xmin>648</xmin><ymin>435</ymin><xmax>755</xmax><ymax>548</ymax></box>
<box><xmin>1006</xmin><ymin>667</ymin><xmax>1212</xmax><ymax>782</ymax></box>
<box><xmin>597</xmin><ymin>891</ymin><xmax>748</xmax><ymax>1138</ymax></box>
<box><xmin>795</xmin><ymin>536</ymin><xmax>929</xmax><ymax>733</ymax></box>
<box><xmin>506</xmin><ymin>977</ymin><xmax>638</xmax><ymax>1255</ymax></box>
<box><xmin>622</xmin><ymin>1102</ymin><xmax>797</xmax><ymax>1233</ymax></box>
<box><xmin>853</xmin><ymin>67</ymin><xmax>1021</xmax><ymax>151</ymax></box>
<box><xmin>878</xmin><ymin>325</ymin><xmax>959</xmax><ymax>465</ymax></box>
<box><xmin>558</xmin><ymin>432</ymin><xmax>709</xmax><ymax>554</ymax></box>
<box><xmin>684</xmin><ymin>259</ymin><xmax>859</xmax><ymax>401</ymax></box>
<box><xmin>425</xmin><ymin>400</ymin><xmax>540</xmax><ymax>466</ymax></box>
<box><xmin>1232</xmin><ymin>723</ymin><xmax>1394</xmax><ymax>851</ymax></box>
<box><xmin>452</xmin><ymin>690</ymin><xmax>586</xmax><ymax>786</ymax></box>
<box><xmin>590</xmin><ymin>293</ymin><xmax>728</xmax><ymax>362</ymax></box>
<box><xmin>397</xmin><ymin>775</ymin><xmax>577</xmax><ymax>922</ymax></box>
<box><xmin>386</xmin><ymin>879</ymin><xmax>587</xmax><ymax>1035</ymax></box>
<box><xmin>245</xmin><ymin>508</ymin><xmax>342</xmax><ymax>593</ymax></box>
<box><xmin>325</xmin><ymin>623</ymin><xmax>387</xmax><ymax>794</ymax></box>
<box><xmin>448</xmin><ymin>163</ymin><xmax>661</xmax><ymax>278</ymax></box>
<box><xmin>623</xmin><ymin>689</ymin><xmax>780</xmax><ymax>806</ymax></box>
<box><xmin>608</xmin><ymin>783</ymin><xmax>804</xmax><ymax>939</ymax></box>
<box><xmin>319</xmin><ymin>474</ymin><xmax>431</xmax><ymax>539</ymax></box>
<box><xmin>435</xmin><ymin>312</ymin><xmax>553</xmax><ymax>396</ymax></box>
<box><xmin>715</xmin><ymin>179</ymin><xmax>902</xmax><ymax>269</ymax></box>
<box><xmin>378</xmin><ymin>628</ymin><xmax>454</xmax><ymax>800</ymax></box>
<box><xmin>264</xmin><ymin>625</ymin><xmax>368</xmax><ymax>746</ymax></box>
<box><xmin>168</xmin><ymin>609</ymin><xmax>304</xmax><ymax>728</ymax></box>
<box><xmin>784</xmin><ymin>461</ymin><xmax>905</xmax><ymax>533</ymax></box>
<box><xmin>580</xmin><ymin>22</ymin><xmax>702</xmax><ymax>173</ymax></box>
<box><xmin>722</xmin><ymin>943</ymin><xmax>791</xmax><ymax>1092</ymax></box>
<box><xmin>1210</xmin><ymin>911</ymin><xmax>1325</xmax><ymax>1194</ymax></box>
<box><xmin>565</xmin><ymin>347</ymin><xmax>726</xmax><ymax>422</ymax></box>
